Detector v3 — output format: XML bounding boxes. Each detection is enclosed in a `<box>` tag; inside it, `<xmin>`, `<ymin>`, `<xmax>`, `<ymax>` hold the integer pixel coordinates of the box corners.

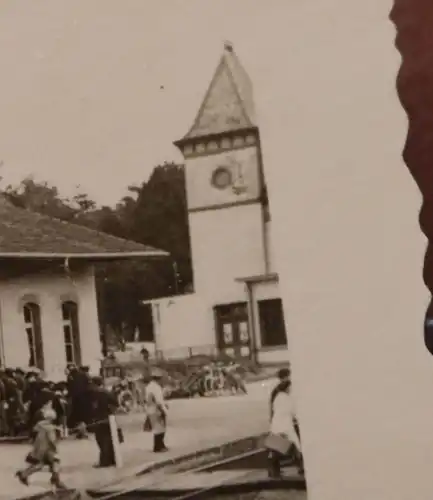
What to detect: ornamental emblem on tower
<box><xmin>226</xmin><ymin>155</ymin><xmax>248</xmax><ymax>195</ymax></box>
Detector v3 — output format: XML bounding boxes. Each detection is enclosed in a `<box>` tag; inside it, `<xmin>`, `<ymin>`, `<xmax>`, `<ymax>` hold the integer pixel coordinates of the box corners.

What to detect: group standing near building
<box><xmin>11</xmin><ymin>356</ymin><xmax>169</xmax><ymax>491</ymax></box>
<box><xmin>9</xmin><ymin>355</ymin><xmax>304</xmax><ymax>491</ymax></box>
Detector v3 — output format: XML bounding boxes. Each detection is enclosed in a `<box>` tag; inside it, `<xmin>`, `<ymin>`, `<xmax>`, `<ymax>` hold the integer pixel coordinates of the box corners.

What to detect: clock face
<box><xmin>211</xmin><ymin>166</ymin><xmax>232</xmax><ymax>190</ymax></box>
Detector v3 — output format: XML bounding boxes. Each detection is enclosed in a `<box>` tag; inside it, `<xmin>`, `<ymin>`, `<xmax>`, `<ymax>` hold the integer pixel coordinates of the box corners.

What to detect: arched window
<box><xmin>62</xmin><ymin>301</ymin><xmax>81</xmax><ymax>366</ymax></box>
<box><xmin>23</xmin><ymin>302</ymin><xmax>44</xmax><ymax>370</ymax></box>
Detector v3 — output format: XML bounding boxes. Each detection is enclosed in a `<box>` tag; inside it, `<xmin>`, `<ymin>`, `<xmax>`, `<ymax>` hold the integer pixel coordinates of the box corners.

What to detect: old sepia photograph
<box><xmin>0</xmin><ymin>2</ymin><xmax>306</xmax><ymax>499</ymax></box>
<box><xmin>0</xmin><ymin>1</ymin><xmax>431</xmax><ymax>500</ymax></box>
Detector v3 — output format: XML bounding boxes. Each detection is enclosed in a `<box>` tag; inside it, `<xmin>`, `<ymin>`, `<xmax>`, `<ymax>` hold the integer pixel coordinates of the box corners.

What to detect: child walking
<box><xmin>15</xmin><ymin>403</ymin><xmax>66</xmax><ymax>490</ymax></box>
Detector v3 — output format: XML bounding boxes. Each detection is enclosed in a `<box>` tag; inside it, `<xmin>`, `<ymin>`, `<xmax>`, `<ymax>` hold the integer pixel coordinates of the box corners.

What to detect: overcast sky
<box><xmin>0</xmin><ymin>0</ymin><xmax>287</xmax><ymax>206</ymax></box>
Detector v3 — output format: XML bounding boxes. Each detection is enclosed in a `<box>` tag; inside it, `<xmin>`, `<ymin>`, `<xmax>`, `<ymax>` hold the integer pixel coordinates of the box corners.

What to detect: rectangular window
<box><xmin>65</xmin><ymin>344</ymin><xmax>74</xmax><ymax>364</ymax></box>
<box><xmin>64</xmin><ymin>325</ymin><xmax>72</xmax><ymax>344</ymax></box>
<box><xmin>258</xmin><ymin>298</ymin><xmax>288</xmax><ymax>348</ymax></box>
<box><xmin>62</xmin><ymin>306</ymin><xmax>70</xmax><ymax>321</ymax></box>
<box><xmin>25</xmin><ymin>327</ymin><xmax>36</xmax><ymax>367</ymax></box>
<box><xmin>62</xmin><ymin>301</ymin><xmax>81</xmax><ymax>366</ymax></box>
<box><xmin>23</xmin><ymin>306</ymin><xmax>32</xmax><ymax>324</ymax></box>
<box><xmin>23</xmin><ymin>303</ymin><xmax>44</xmax><ymax>370</ymax></box>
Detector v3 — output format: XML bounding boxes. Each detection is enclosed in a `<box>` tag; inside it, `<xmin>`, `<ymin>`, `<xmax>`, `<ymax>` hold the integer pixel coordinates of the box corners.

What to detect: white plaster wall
<box><xmin>185</xmin><ymin>146</ymin><xmax>261</xmax><ymax>211</ymax></box>
<box><xmin>253</xmin><ymin>2</ymin><xmax>430</xmax><ymax>499</ymax></box>
<box><xmin>153</xmin><ymin>220</ymin><xmax>280</xmax><ymax>357</ymax></box>
<box><xmin>253</xmin><ymin>280</ymin><xmax>280</xmax><ymax>302</ymax></box>
<box><xmin>0</xmin><ymin>267</ymin><xmax>101</xmax><ymax>380</ymax></box>
<box><xmin>257</xmin><ymin>349</ymin><xmax>289</xmax><ymax>364</ymax></box>
<box><xmin>152</xmin><ymin>282</ymin><xmax>289</xmax><ymax>362</ymax></box>
<box><xmin>152</xmin><ymin>294</ymin><xmax>215</xmax><ymax>357</ymax></box>
<box><xmin>189</xmin><ymin>203</ymin><xmax>266</xmax><ymax>301</ymax></box>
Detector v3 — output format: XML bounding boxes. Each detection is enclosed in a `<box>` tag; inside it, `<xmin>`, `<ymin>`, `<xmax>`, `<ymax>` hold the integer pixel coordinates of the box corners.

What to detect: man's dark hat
<box><xmin>91</xmin><ymin>376</ymin><xmax>104</xmax><ymax>386</ymax></box>
<box><xmin>277</xmin><ymin>367</ymin><xmax>291</xmax><ymax>380</ymax></box>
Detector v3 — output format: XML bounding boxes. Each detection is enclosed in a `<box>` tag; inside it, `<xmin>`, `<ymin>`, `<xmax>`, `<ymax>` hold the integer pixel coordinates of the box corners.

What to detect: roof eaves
<box><xmin>0</xmin><ymin>250</ymin><xmax>170</xmax><ymax>260</ymax></box>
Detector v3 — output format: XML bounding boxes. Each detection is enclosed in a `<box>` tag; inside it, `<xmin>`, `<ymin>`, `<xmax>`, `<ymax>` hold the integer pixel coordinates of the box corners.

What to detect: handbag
<box><xmin>264</xmin><ymin>433</ymin><xmax>292</xmax><ymax>455</ymax></box>
<box><xmin>143</xmin><ymin>415</ymin><xmax>152</xmax><ymax>432</ymax></box>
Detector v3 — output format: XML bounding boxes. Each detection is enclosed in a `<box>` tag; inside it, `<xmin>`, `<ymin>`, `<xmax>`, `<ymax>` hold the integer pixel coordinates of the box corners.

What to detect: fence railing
<box><xmin>152</xmin><ymin>344</ymin><xmax>219</xmax><ymax>361</ymax></box>
<box><xmin>116</xmin><ymin>342</ymin><xmax>262</xmax><ymax>371</ymax></box>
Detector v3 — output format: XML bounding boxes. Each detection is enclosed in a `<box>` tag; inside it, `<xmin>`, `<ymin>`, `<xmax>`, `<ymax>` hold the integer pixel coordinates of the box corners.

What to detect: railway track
<box><xmin>81</xmin><ymin>449</ymin><xmax>306</xmax><ymax>500</ymax></box>
<box><xmin>24</xmin><ymin>441</ymin><xmax>306</xmax><ymax>500</ymax></box>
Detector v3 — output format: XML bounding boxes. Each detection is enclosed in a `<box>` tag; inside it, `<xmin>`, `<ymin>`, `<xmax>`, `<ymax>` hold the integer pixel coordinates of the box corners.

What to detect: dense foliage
<box><xmin>2</xmin><ymin>163</ymin><xmax>193</xmax><ymax>349</ymax></box>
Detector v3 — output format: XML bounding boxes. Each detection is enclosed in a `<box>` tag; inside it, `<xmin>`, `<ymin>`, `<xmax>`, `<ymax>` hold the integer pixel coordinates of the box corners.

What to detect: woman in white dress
<box><xmin>267</xmin><ymin>379</ymin><xmax>302</xmax><ymax>478</ymax></box>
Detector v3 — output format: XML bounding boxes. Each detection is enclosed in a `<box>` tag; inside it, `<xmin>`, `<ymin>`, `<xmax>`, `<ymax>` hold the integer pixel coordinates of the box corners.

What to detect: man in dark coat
<box><xmin>87</xmin><ymin>376</ymin><xmax>119</xmax><ymax>468</ymax></box>
<box><xmin>13</xmin><ymin>369</ymin><xmax>26</xmax><ymax>403</ymax></box>
<box><xmin>66</xmin><ymin>365</ymin><xmax>90</xmax><ymax>438</ymax></box>
<box><xmin>23</xmin><ymin>371</ymin><xmax>38</xmax><ymax>405</ymax></box>
<box><xmin>3</xmin><ymin>368</ymin><xmax>21</xmax><ymax>435</ymax></box>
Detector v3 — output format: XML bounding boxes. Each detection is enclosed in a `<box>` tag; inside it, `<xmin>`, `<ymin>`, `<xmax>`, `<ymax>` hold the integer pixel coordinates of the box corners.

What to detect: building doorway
<box><xmin>214</xmin><ymin>302</ymin><xmax>251</xmax><ymax>359</ymax></box>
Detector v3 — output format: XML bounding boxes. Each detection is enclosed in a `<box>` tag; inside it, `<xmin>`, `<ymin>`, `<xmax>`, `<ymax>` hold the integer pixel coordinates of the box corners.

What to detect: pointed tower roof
<box><xmin>181</xmin><ymin>42</ymin><xmax>256</xmax><ymax>141</ymax></box>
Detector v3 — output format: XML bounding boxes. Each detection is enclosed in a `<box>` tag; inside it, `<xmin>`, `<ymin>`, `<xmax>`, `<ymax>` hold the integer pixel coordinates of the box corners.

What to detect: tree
<box><xmin>95</xmin><ymin>163</ymin><xmax>193</xmax><ymax>339</ymax></box>
<box><xmin>129</xmin><ymin>162</ymin><xmax>193</xmax><ymax>295</ymax></box>
<box><xmin>1</xmin><ymin>163</ymin><xmax>193</xmax><ymax>345</ymax></box>
<box><xmin>4</xmin><ymin>177</ymin><xmax>77</xmax><ymax>220</ymax></box>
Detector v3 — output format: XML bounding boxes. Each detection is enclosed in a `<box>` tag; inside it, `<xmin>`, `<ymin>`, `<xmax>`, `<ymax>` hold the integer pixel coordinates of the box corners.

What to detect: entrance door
<box><xmin>214</xmin><ymin>302</ymin><xmax>251</xmax><ymax>359</ymax></box>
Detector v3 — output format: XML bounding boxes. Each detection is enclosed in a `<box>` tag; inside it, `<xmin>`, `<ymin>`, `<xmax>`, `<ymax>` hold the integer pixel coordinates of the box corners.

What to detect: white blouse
<box><xmin>270</xmin><ymin>391</ymin><xmax>301</xmax><ymax>450</ymax></box>
<box><xmin>145</xmin><ymin>381</ymin><xmax>167</xmax><ymax>412</ymax></box>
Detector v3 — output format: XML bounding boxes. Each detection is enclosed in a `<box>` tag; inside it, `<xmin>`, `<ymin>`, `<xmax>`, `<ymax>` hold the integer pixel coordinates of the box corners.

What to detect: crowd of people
<box><xmin>0</xmin><ymin>364</ymin><xmax>122</xmax><ymax>440</ymax></box>
<box><xmin>0</xmin><ymin>366</ymin><xmax>67</xmax><ymax>438</ymax></box>
<box><xmin>3</xmin><ymin>357</ymin><xmax>301</xmax><ymax>488</ymax></box>
<box><xmin>13</xmin><ymin>365</ymin><xmax>123</xmax><ymax>490</ymax></box>
<box><xmin>13</xmin><ymin>364</ymin><xmax>168</xmax><ymax>491</ymax></box>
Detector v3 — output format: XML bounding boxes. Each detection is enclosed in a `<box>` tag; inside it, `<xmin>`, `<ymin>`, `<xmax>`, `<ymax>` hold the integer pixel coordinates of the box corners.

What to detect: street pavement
<box><xmin>0</xmin><ymin>378</ymin><xmax>276</xmax><ymax>500</ymax></box>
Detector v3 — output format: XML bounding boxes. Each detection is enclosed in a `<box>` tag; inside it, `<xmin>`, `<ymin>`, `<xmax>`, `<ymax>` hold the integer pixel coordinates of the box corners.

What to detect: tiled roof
<box><xmin>0</xmin><ymin>196</ymin><xmax>168</xmax><ymax>258</ymax></box>
<box><xmin>182</xmin><ymin>43</ymin><xmax>256</xmax><ymax>140</ymax></box>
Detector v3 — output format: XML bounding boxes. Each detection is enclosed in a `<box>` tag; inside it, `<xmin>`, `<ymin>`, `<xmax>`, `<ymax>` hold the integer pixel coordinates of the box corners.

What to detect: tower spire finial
<box><xmin>224</xmin><ymin>40</ymin><xmax>233</xmax><ymax>52</ymax></box>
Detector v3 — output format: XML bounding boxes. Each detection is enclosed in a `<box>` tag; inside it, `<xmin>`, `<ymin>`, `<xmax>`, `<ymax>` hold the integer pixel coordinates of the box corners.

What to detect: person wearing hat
<box><xmin>87</xmin><ymin>376</ymin><xmax>119</xmax><ymax>467</ymax></box>
<box><xmin>145</xmin><ymin>367</ymin><xmax>168</xmax><ymax>452</ymax></box>
<box><xmin>140</xmin><ymin>348</ymin><xmax>151</xmax><ymax>383</ymax></box>
<box><xmin>66</xmin><ymin>364</ymin><xmax>90</xmax><ymax>439</ymax></box>
<box><xmin>3</xmin><ymin>368</ymin><xmax>21</xmax><ymax>436</ymax></box>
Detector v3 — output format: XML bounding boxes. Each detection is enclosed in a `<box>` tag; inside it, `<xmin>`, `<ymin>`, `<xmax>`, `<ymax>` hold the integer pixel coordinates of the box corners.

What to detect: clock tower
<box><xmin>174</xmin><ymin>42</ymin><xmax>269</xmax><ymax>302</ymax></box>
